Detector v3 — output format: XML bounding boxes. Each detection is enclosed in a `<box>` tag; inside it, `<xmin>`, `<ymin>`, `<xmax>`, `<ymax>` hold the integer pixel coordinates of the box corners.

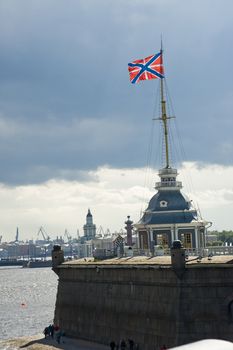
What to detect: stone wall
<box><xmin>53</xmin><ymin>264</ymin><xmax>233</xmax><ymax>349</ymax></box>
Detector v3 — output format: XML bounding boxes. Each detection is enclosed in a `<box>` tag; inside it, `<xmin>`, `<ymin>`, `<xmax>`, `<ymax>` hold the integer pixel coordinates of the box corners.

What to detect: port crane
<box><xmin>105</xmin><ymin>228</ymin><xmax>111</xmax><ymax>237</ymax></box>
<box><xmin>37</xmin><ymin>227</ymin><xmax>50</xmax><ymax>242</ymax></box>
<box><xmin>64</xmin><ymin>229</ymin><xmax>72</xmax><ymax>242</ymax></box>
<box><xmin>97</xmin><ymin>226</ymin><xmax>104</xmax><ymax>237</ymax></box>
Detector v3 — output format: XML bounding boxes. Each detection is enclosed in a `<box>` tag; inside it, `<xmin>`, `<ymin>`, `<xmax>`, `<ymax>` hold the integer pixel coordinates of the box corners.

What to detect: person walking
<box><xmin>48</xmin><ymin>324</ymin><xmax>54</xmax><ymax>338</ymax></box>
<box><xmin>120</xmin><ymin>339</ymin><xmax>126</xmax><ymax>350</ymax></box>
<box><xmin>128</xmin><ymin>339</ymin><xmax>134</xmax><ymax>350</ymax></box>
<box><xmin>110</xmin><ymin>340</ymin><xmax>116</xmax><ymax>350</ymax></box>
<box><xmin>43</xmin><ymin>327</ymin><xmax>49</xmax><ymax>338</ymax></box>
<box><xmin>56</xmin><ymin>329</ymin><xmax>62</xmax><ymax>344</ymax></box>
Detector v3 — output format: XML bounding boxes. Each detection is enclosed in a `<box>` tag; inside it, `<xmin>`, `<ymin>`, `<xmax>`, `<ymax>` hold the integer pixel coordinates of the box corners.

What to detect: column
<box><xmin>194</xmin><ymin>226</ymin><xmax>198</xmax><ymax>249</ymax></box>
<box><xmin>174</xmin><ymin>225</ymin><xmax>178</xmax><ymax>240</ymax></box>
<box><xmin>171</xmin><ymin>225</ymin><xmax>175</xmax><ymax>243</ymax></box>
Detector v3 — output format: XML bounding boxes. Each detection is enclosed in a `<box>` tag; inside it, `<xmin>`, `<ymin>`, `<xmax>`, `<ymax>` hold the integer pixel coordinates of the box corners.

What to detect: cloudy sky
<box><xmin>0</xmin><ymin>0</ymin><xmax>233</xmax><ymax>241</ymax></box>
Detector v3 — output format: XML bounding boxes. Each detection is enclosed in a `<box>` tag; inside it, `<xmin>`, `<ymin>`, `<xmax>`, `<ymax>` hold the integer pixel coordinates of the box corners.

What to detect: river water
<box><xmin>0</xmin><ymin>266</ymin><xmax>58</xmax><ymax>340</ymax></box>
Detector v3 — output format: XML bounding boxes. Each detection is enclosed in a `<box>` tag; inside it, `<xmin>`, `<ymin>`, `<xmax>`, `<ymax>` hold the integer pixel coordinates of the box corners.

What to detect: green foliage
<box><xmin>211</xmin><ymin>240</ymin><xmax>224</xmax><ymax>246</ymax></box>
<box><xmin>208</xmin><ymin>230</ymin><xmax>233</xmax><ymax>244</ymax></box>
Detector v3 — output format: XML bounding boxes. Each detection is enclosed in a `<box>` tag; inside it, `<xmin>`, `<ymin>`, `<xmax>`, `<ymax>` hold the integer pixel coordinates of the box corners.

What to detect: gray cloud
<box><xmin>0</xmin><ymin>0</ymin><xmax>233</xmax><ymax>184</ymax></box>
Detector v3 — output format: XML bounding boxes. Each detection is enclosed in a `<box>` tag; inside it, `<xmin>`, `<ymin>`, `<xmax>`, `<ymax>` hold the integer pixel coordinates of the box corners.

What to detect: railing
<box><xmin>68</xmin><ymin>246</ymin><xmax>233</xmax><ymax>260</ymax></box>
<box><xmin>155</xmin><ymin>181</ymin><xmax>182</xmax><ymax>188</ymax></box>
<box><xmin>132</xmin><ymin>248</ymin><xmax>170</xmax><ymax>257</ymax></box>
<box><xmin>158</xmin><ymin>168</ymin><xmax>177</xmax><ymax>175</ymax></box>
<box><xmin>132</xmin><ymin>246</ymin><xmax>233</xmax><ymax>258</ymax></box>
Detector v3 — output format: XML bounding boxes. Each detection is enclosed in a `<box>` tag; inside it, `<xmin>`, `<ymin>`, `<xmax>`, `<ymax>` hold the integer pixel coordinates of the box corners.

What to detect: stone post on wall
<box><xmin>52</xmin><ymin>245</ymin><xmax>64</xmax><ymax>274</ymax></box>
<box><xmin>125</xmin><ymin>215</ymin><xmax>133</xmax><ymax>246</ymax></box>
<box><xmin>171</xmin><ymin>240</ymin><xmax>186</xmax><ymax>278</ymax></box>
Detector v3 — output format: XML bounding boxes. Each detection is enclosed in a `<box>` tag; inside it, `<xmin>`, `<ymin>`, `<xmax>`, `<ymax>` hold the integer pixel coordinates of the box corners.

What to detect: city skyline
<box><xmin>0</xmin><ymin>1</ymin><xmax>233</xmax><ymax>239</ymax></box>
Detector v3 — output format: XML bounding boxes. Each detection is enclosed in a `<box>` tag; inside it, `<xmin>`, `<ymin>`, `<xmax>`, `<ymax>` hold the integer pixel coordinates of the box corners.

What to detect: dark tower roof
<box><xmin>138</xmin><ymin>167</ymin><xmax>198</xmax><ymax>226</ymax></box>
<box><xmin>148</xmin><ymin>191</ymin><xmax>191</xmax><ymax>212</ymax></box>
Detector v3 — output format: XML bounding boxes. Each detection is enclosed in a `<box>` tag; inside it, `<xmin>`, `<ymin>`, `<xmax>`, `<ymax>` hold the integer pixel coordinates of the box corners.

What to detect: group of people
<box><xmin>43</xmin><ymin>324</ymin><xmax>64</xmax><ymax>344</ymax></box>
<box><xmin>43</xmin><ymin>328</ymin><xmax>167</xmax><ymax>349</ymax></box>
<box><xmin>110</xmin><ymin>339</ymin><xmax>138</xmax><ymax>350</ymax></box>
<box><xmin>110</xmin><ymin>339</ymin><xmax>167</xmax><ymax>350</ymax></box>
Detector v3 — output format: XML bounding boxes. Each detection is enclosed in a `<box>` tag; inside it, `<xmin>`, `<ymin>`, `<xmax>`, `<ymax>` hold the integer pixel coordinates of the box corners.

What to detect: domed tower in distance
<box><xmin>83</xmin><ymin>209</ymin><xmax>96</xmax><ymax>241</ymax></box>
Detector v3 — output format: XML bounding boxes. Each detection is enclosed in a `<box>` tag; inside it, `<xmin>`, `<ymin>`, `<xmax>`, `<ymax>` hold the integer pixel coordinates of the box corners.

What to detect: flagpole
<box><xmin>160</xmin><ymin>44</ymin><xmax>170</xmax><ymax>169</ymax></box>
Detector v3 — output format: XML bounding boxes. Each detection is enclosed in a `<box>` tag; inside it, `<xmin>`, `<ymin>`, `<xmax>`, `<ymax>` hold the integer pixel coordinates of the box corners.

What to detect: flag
<box><xmin>128</xmin><ymin>52</ymin><xmax>164</xmax><ymax>84</ymax></box>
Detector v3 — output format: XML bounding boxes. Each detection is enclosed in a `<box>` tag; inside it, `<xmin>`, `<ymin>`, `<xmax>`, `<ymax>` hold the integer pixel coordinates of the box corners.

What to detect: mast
<box><xmin>160</xmin><ymin>48</ymin><xmax>170</xmax><ymax>169</ymax></box>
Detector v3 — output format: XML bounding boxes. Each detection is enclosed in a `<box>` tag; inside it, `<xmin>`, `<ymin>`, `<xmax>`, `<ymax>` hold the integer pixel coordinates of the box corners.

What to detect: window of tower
<box><xmin>180</xmin><ymin>233</ymin><xmax>192</xmax><ymax>249</ymax></box>
<box><xmin>156</xmin><ymin>234</ymin><xmax>169</xmax><ymax>247</ymax></box>
<box><xmin>161</xmin><ymin>177</ymin><xmax>176</xmax><ymax>186</ymax></box>
<box><xmin>160</xmin><ymin>200</ymin><xmax>168</xmax><ymax>208</ymax></box>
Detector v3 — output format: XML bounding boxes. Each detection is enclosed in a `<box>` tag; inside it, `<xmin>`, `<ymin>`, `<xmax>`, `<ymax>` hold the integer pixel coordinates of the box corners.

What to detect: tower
<box><xmin>135</xmin><ymin>47</ymin><xmax>209</xmax><ymax>252</ymax></box>
<box><xmin>135</xmin><ymin>165</ymin><xmax>208</xmax><ymax>250</ymax></box>
<box><xmin>83</xmin><ymin>209</ymin><xmax>96</xmax><ymax>240</ymax></box>
<box><xmin>125</xmin><ymin>215</ymin><xmax>133</xmax><ymax>246</ymax></box>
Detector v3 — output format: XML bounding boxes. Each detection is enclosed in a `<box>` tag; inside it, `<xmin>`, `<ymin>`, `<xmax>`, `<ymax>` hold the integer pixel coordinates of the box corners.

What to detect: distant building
<box><xmin>83</xmin><ymin>209</ymin><xmax>96</xmax><ymax>241</ymax></box>
<box><xmin>0</xmin><ymin>248</ymin><xmax>8</xmax><ymax>259</ymax></box>
<box><xmin>206</xmin><ymin>233</ymin><xmax>218</xmax><ymax>244</ymax></box>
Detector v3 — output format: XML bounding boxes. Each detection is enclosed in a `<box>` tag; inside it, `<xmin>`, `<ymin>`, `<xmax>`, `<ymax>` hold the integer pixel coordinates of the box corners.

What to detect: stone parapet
<box><xmin>53</xmin><ymin>258</ymin><xmax>233</xmax><ymax>349</ymax></box>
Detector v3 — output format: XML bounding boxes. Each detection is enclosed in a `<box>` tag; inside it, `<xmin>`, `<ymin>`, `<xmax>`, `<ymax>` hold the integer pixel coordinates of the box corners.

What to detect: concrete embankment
<box><xmin>0</xmin><ymin>335</ymin><xmax>109</xmax><ymax>350</ymax></box>
<box><xmin>2</xmin><ymin>335</ymin><xmax>232</xmax><ymax>350</ymax></box>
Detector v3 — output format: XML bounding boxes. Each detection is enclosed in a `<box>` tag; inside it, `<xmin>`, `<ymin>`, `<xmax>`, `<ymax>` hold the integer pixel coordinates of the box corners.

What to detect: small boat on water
<box><xmin>0</xmin><ymin>259</ymin><xmax>26</xmax><ymax>267</ymax></box>
<box><xmin>26</xmin><ymin>259</ymin><xmax>52</xmax><ymax>268</ymax></box>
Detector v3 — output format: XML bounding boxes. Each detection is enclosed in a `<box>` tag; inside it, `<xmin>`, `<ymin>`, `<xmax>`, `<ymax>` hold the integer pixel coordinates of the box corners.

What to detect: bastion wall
<box><xmin>53</xmin><ymin>263</ymin><xmax>233</xmax><ymax>349</ymax></box>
